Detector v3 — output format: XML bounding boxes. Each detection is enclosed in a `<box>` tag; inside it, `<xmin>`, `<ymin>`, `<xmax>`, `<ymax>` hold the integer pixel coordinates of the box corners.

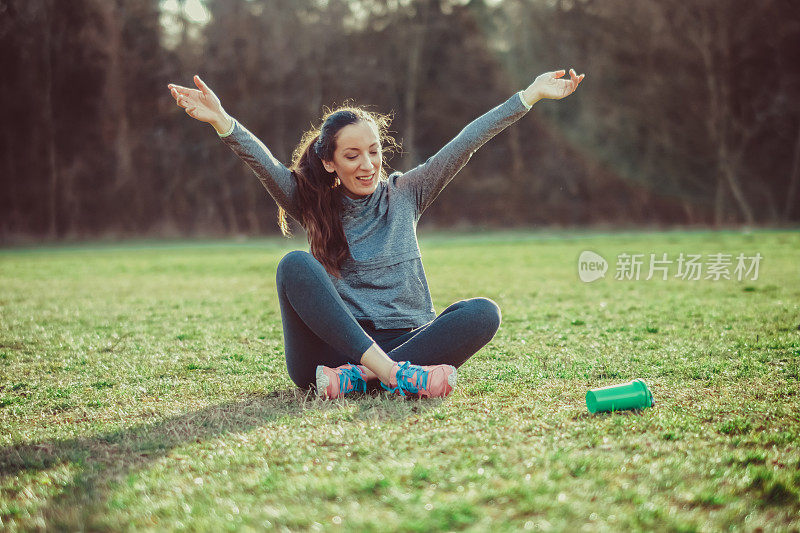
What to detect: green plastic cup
<box><xmin>586</xmin><ymin>379</ymin><xmax>654</xmax><ymax>414</ymax></box>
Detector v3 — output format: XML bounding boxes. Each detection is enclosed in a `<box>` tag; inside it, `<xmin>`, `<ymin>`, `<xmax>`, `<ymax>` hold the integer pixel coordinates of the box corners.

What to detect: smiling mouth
<box><xmin>356</xmin><ymin>174</ymin><xmax>374</xmax><ymax>183</ymax></box>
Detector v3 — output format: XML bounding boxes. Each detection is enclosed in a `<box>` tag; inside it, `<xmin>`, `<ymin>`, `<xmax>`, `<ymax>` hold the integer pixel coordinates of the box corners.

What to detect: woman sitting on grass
<box><xmin>167</xmin><ymin>68</ymin><xmax>584</xmax><ymax>399</ymax></box>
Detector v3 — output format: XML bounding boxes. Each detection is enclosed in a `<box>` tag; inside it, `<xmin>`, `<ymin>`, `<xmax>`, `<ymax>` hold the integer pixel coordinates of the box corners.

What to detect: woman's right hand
<box><xmin>168</xmin><ymin>75</ymin><xmax>232</xmax><ymax>133</ymax></box>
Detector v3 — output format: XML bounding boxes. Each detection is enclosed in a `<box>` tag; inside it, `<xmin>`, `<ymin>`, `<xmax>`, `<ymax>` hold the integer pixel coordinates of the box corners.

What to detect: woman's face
<box><xmin>322</xmin><ymin>120</ymin><xmax>382</xmax><ymax>199</ymax></box>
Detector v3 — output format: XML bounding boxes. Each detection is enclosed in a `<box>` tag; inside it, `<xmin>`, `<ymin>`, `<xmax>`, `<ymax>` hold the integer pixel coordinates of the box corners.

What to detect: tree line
<box><xmin>1</xmin><ymin>0</ymin><xmax>798</xmax><ymax>241</ymax></box>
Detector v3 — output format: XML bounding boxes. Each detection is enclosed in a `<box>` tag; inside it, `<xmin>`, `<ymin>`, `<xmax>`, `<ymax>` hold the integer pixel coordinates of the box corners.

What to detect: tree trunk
<box><xmin>4</xmin><ymin>122</ymin><xmax>19</xmax><ymax>233</ymax></box>
<box><xmin>507</xmin><ymin>124</ymin><xmax>527</xmax><ymax>224</ymax></box>
<box><xmin>218</xmin><ymin>169</ymin><xmax>241</xmax><ymax>234</ymax></box>
<box><xmin>714</xmin><ymin>174</ymin><xmax>725</xmax><ymax>227</ymax></box>
<box><xmin>403</xmin><ymin>0</ymin><xmax>429</xmax><ymax>169</ymax></box>
<box><xmin>102</xmin><ymin>0</ymin><xmax>136</xmax><ymax>225</ymax></box>
<box><xmin>681</xmin><ymin>198</ymin><xmax>695</xmax><ymax>225</ymax></box>
<box><xmin>784</xmin><ymin>121</ymin><xmax>800</xmax><ymax>221</ymax></box>
<box><xmin>694</xmin><ymin>3</ymin><xmax>755</xmax><ymax>225</ymax></box>
<box><xmin>42</xmin><ymin>0</ymin><xmax>59</xmax><ymax>238</ymax></box>
<box><xmin>718</xmin><ymin>140</ymin><xmax>755</xmax><ymax>225</ymax></box>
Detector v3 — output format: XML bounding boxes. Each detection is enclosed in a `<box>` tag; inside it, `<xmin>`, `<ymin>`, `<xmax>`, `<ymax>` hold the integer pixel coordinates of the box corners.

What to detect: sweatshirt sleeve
<box><xmin>396</xmin><ymin>91</ymin><xmax>532</xmax><ymax>218</ymax></box>
<box><xmin>219</xmin><ymin>118</ymin><xmax>302</xmax><ymax>222</ymax></box>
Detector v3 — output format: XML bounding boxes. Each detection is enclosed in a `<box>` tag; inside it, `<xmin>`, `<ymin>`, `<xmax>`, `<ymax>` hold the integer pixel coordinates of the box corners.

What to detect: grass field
<box><xmin>1</xmin><ymin>229</ymin><xmax>799</xmax><ymax>531</ymax></box>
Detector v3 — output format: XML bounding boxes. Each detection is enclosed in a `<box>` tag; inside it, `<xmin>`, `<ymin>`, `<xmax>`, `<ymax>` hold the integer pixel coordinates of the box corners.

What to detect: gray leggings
<box><xmin>276</xmin><ymin>251</ymin><xmax>502</xmax><ymax>389</ymax></box>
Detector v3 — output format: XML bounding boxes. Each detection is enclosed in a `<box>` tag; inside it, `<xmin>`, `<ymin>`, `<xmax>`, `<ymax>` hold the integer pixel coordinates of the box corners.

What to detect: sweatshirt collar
<box><xmin>342</xmin><ymin>180</ymin><xmax>383</xmax><ymax>212</ymax></box>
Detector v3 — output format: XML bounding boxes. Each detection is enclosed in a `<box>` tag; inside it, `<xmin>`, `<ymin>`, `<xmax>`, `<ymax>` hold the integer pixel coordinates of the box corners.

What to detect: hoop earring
<box><xmin>333</xmin><ymin>177</ymin><xmax>340</xmax><ymax>187</ymax></box>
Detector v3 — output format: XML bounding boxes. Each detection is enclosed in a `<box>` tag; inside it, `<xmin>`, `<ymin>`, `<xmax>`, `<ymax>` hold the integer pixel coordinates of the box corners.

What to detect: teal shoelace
<box><xmin>381</xmin><ymin>361</ymin><xmax>428</xmax><ymax>396</ymax></box>
<box><xmin>339</xmin><ymin>364</ymin><xmax>367</xmax><ymax>394</ymax></box>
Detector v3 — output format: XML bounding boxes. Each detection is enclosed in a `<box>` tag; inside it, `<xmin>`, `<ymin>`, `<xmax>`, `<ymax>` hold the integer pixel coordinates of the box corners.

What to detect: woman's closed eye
<box><xmin>347</xmin><ymin>152</ymin><xmax>378</xmax><ymax>160</ymax></box>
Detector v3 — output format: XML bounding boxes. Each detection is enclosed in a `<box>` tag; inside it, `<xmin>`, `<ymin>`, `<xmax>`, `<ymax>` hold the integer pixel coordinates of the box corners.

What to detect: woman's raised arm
<box><xmin>396</xmin><ymin>68</ymin><xmax>585</xmax><ymax>218</ymax></box>
<box><xmin>167</xmin><ymin>75</ymin><xmax>301</xmax><ymax>221</ymax></box>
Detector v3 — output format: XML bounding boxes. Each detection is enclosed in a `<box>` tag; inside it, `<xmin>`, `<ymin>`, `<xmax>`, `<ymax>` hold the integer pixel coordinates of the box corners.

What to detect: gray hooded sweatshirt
<box><xmin>219</xmin><ymin>92</ymin><xmax>532</xmax><ymax>329</ymax></box>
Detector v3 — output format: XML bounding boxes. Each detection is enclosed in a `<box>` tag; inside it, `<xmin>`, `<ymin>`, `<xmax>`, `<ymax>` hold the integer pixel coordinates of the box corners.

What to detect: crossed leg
<box><xmin>276</xmin><ymin>250</ymin><xmax>501</xmax><ymax>390</ymax></box>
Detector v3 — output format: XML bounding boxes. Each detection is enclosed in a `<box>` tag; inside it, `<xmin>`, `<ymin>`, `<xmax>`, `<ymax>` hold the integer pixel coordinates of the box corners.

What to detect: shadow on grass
<box><xmin>571</xmin><ymin>409</ymin><xmax>650</xmax><ymax>420</ymax></box>
<box><xmin>0</xmin><ymin>386</ymin><xmax>422</xmax><ymax>529</ymax></box>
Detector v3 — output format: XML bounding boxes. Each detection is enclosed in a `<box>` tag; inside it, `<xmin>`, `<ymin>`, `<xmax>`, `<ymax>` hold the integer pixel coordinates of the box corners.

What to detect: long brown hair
<box><xmin>280</xmin><ymin>104</ymin><xmax>398</xmax><ymax>278</ymax></box>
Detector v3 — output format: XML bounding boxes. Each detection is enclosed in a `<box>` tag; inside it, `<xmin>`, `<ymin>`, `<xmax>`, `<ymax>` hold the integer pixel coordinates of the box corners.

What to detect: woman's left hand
<box><xmin>523</xmin><ymin>68</ymin><xmax>585</xmax><ymax>105</ymax></box>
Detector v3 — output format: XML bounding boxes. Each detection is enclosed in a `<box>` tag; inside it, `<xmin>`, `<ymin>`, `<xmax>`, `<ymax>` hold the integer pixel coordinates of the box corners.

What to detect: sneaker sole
<box><xmin>315</xmin><ymin>365</ymin><xmax>330</xmax><ymax>398</ymax></box>
<box><xmin>447</xmin><ymin>365</ymin><xmax>457</xmax><ymax>391</ymax></box>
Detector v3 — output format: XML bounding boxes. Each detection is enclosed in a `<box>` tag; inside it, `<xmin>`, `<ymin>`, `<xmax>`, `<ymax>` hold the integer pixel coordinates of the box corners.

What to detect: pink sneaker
<box><xmin>381</xmin><ymin>361</ymin><xmax>457</xmax><ymax>398</ymax></box>
<box><xmin>316</xmin><ymin>364</ymin><xmax>368</xmax><ymax>399</ymax></box>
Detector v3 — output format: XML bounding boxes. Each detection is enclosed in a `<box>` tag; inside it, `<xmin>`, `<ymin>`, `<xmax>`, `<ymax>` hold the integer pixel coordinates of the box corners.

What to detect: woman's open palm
<box><xmin>168</xmin><ymin>75</ymin><xmax>225</xmax><ymax>124</ymax></box>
